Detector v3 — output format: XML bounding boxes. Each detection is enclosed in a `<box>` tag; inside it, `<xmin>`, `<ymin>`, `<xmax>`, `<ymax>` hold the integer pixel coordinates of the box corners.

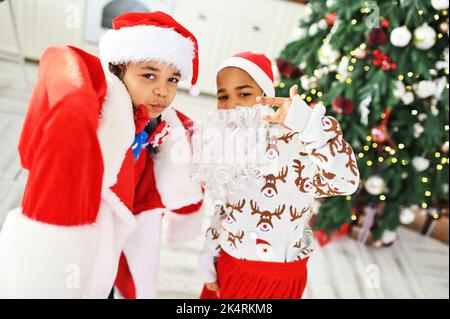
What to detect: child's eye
<box><xmin>169</xmin><ymin>77</ymin><xmax>180</xmax><ymax>84</ymax></box>
<box><xmin>217</xmin><ymin>95</ymin><xmax>228</xmax><ymax>101</ymax></box>
<box><xmin>240</xmin><ymin>93</ymin><xmax>252</xmax><ymax>97</ymax></box>
<box><xmin>144</xmin><ymin>74</ymin><xmax>155</xmax><ymax>80</ymax></box>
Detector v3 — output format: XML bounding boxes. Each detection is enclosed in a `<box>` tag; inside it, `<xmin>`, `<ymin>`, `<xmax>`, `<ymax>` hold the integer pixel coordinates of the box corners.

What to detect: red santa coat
<box><xmin>0</xmin><ymin>45</ymin><xmax>203</xmax><ymax>298</ymax></box>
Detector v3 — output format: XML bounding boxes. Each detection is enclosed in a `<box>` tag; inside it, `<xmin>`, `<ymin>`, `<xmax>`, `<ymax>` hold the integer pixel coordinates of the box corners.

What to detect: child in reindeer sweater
<box><xmin>199</xmin><ymin>52</ymin><xmax>360</xmax><ymax>299</ymax></box>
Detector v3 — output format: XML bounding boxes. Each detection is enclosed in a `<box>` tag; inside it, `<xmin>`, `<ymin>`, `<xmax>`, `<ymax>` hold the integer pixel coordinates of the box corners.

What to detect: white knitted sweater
<box><xmin>199</xmin><ymin>95</ymin><xmax>360</xmax><ymax>282</ymax></box>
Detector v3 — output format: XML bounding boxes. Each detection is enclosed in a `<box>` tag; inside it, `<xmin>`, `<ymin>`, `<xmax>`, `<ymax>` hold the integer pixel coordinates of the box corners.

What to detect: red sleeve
<box><xmin>21</xmin><ymin>92</ymin><xmax>104</xmax><ymax>226</ymax></box>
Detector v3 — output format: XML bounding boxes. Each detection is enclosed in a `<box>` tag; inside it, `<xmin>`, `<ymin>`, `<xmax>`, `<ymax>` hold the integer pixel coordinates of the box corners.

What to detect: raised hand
<box><xmin>256</xmin><ymin>84</ymin><xmax>312</xmax><ymax>126</ymax></box>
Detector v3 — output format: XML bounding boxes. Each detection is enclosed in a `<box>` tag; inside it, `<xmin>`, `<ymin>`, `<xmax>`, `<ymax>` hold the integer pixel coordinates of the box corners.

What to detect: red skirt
<box><xmin>200</xmin><ymin>251</ymin><xmax>309</xmax><ymax>299</ymax></box>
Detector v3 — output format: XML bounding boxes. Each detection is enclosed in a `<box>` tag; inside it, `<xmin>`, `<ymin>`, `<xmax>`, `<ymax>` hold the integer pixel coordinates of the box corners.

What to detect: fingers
<box><xmin>256</xmin><ymin>96</ymin><xmax>290</xmax><ymax>107</ymax></box>
<box><xmin>289</xmin><ymin>84</ymin><xmax>298</xmax><ymax>99</ymax></box>
<box><xmin>262</xmin><ymin>114</ymin><xmax>279</xmax><ymax>123</ymax></box>
<box><xmin>206</xmin><ymin>281</ymin><xmax>221</xmax><ymax>297</ymax></box>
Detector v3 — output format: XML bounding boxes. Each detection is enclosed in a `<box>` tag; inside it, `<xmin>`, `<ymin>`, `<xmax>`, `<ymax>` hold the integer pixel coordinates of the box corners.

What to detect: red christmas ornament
<box><xmin>368</xmin><ymin>28</ymin><xmax>388</xmax><ymax>46</ymax></box>
<box><xmin>332</xmin><ymin>96</ymin><xmax>356</xmax><ymax>115</ymax></box>
<box><xmin>276</xmin><ymin>59</ymin><xmax>302</xmax><ymax>79</ymax></box>
<box><xmin>381</xmin><ymin>18</ymin><xmax>390</xmax><ymax>29</ymax></box>
<box><xmin>325</xmin><ymin>12</ymin><xmax>337</xmax><ymax>26</ymax></box>
<box><xmin>371</xmin><ymin>108</ymin><xmax>395</xmax><ymax>147</ymax></box>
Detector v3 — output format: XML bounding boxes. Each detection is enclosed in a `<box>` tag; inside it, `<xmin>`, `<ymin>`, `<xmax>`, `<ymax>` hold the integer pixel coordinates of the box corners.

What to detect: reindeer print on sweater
<box><xmin>199</xmin><ymin>95</ymin><xmax>360</xmax><ymax>283</ymax></box>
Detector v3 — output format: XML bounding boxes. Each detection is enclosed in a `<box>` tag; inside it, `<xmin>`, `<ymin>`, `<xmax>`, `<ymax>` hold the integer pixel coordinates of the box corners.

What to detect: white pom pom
<box><xmin>413</xmin><ymin>23</ymin><xmax>436</xmax><ymax>50</ymax></box>
<box><xmin>400</xmin><ymin>207</ymin><xmax>416</xmax><ymax>224</ymax></box>
<box><xmin>381</xmin><ymin>230</ymin><xmax>397</xmax><ymax>244</ymax></box>
<box><xmin>401</xmin><ymin>92</ymin><xmax>414</xmax><ymax>105</ymax></box>
<box><xmin>189</xmin><ymin>84</ymin><xmax>200</xmax><ymax>96</ymax></box>
<box><xmin>412</xmin><ymin>156</ymin><xmax>430</xmax><ymax>172</ymax></box>
<box><xmin>414</xmin><ymin>80</ymin><xmax>437</xmax><ymax>98</ymax></box>
<box><xmin>364</xmin><ymin>175</ymin><xmax>387</xmax><ymax>195</ymax></box>
<box><xmin>390</xmin><ymin>26</ymin><xmax>412</xmax><ymax>47</ymax></box>
<box><xmin>431</xmin><ymin>0</ymin><xmax>449</xmax><ymax>10</ymax></box>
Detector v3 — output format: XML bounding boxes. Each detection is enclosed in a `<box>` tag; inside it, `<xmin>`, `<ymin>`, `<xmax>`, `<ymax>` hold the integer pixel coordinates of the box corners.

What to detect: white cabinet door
<box><xmin>173</xmin><ymin>2</ymin><xmax>229</xmax><ymax>95</ymax></box>
<box><xmin>223</xmin><ymin>19</ymin><xmax>277</xmax><ymax>58</ymax></box>
<box><xmin>30</xmin><ymin>0</ymin><xmax>84</xmax><ymax>59</ymax></box>
<box><xmin>0</xmin><ymin>0</ymin><xmax>307</xmax><ymax>95</ymax></box>
<box><xmin>174</xmin><ymin>0</ymin><xmax>307</xmax><ymax>95</ymax></box>
<box><xmin>0</xmin><ymin>0</ymin><xmax>28</xmax><ymax>55</ymax></box>
<box><xmin>0</xmin><ymin>0</ymin><xmax>84</xmax><ymax>60</ymax></box>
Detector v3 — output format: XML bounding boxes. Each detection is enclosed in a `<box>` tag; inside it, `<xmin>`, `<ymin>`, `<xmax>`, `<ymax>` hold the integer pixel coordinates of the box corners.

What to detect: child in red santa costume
<box><xmin>198</xmin><ymin>52</ymin><xmax>360</xmax><ymax>299</ymax></box>
<box><xmin>0</xmin><ymin>11</ymin><xmax>203</xmax><ymax>299</ymax></box>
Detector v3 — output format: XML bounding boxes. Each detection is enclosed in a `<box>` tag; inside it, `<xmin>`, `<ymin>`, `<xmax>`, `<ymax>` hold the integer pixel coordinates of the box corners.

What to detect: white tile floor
<box><xmin>0</xmin><ymin>59</ymin><xmax>448</xmax><ymax>299</ymax></box>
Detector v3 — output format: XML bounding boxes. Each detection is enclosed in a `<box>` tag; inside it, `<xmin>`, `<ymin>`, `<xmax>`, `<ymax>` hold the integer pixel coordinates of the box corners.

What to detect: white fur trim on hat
<box><xmin>217</xmin><ymin>56</ymin><xmax>275</xmax><ymax>97</ymax></box>
<box><xmin>99</xmin><ymin>25</ymin><xmax>195</xmax><ymax>81</ymax></box>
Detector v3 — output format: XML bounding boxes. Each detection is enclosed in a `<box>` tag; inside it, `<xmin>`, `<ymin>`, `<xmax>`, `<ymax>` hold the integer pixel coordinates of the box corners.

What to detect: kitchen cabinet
<box><xmin>0</xmin><ymin>0</ymin><xmax>308</xmax><ymax>94</ymax></box>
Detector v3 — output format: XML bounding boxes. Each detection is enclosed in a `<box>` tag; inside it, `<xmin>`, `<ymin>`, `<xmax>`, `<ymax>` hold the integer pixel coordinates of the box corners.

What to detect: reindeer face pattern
<box><xmin>250</xmin><ymin>200</ymin><xmax>285</xmax><ymax>232</ymax></box>
<box><xmin>265</xmin><ymin>135</ymin><xmax>280</xmax><ymax>160</ymax></box>
<box><xmin>226</xmin><ymin>230</ymin><xmax>245</xmax><ymax>251</ymax></box>
<box><xmin>278</xmin><ymin>132</ymin><xmax>298</xmax><ymax>144</ymax></box>
<box><xmin>260</xmin><ymin>166</ymin><xmax>288</xmax><ymax>198</ymax></box>
<box><xmin>321</xmin><ymin>116</ymin><xmax>339</xmax><ymax>132</ymax></box>
<box><xmin>206</xmin><ymin>227</ymin><xmax>220</xmax><ymax>240</ymax></box>
<box><xmin>290</xmin><ymin>205</ymin><xmax>310</xmax><ymax>222</ymax></box>
<box><xmin>321</xmin><ymin>116</ymin><xmax>359</xmax><ymax>178</ymax></box>
<box><xmin>293</xmin><ymin>160</ymin><xmax>314</xmax><ymax>193</ymax></box>
<box><xmin>313</xmin><ymin>168</ymin><xmax>345</xmax><ymax>197</ymax></box>
<box><xmin>293</xmin><ymin>237</ymin><xmax>314</xmax><ymax>259</ymax></box>
<box><xmin>204</xmin><ymin>114</ymin><xmax>357</xmax><ymax>264</ymax></box>
<box><xmin>291</xmin><ymin>235</ymin><xmax>313</xmax><ymax>261</ymax></box>
<box><xmin>225</xmin><ymin>199</ymin><xmax>246</xmax><ymax>225</ymax></box>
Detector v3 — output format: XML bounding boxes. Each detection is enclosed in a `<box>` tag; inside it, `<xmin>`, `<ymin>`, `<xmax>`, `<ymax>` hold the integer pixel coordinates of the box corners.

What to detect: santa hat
<box><xmin>256</xmin><ymin>238</ymin><xmax>271</xmax><ymax>246</ymax></box>
<box><xmin>99</xmin><ymin>11</ymin><xmax>199</xmax><ymax>94</ymax></box>
<box><xmin>217</xmin><ymin>51</ymin><xmax>275</xmax><ymax>97</ymax></box>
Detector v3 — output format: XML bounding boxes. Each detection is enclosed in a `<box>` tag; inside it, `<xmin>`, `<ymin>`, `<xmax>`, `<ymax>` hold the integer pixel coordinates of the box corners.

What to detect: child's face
<box><xmin>216</xmin><ymin>67</ymin><xmax>264</xmax><ymax>109</ymax></box>
<box><xmin>122</xmin><ymin>61</ymin><xmax>181</xmax><ymax>118</ymax></box>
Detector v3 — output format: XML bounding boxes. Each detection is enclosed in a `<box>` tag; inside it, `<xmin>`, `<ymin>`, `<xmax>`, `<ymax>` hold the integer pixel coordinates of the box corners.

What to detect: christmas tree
<box><xmin>275</xmin><ymin>0</ymin><xmax>449</xmax><ymax>244</ymax></box>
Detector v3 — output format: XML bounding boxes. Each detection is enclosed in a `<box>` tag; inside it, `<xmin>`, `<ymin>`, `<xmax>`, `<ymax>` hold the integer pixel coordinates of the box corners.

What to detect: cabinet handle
<box><xmin>252</xmin><ymin>25</ymin><xmax>261</xmax><ymax>32</ymax></box>
<box><xmin>198</xmin><ymin>13</ymin><xmax>207</xmax><ymax>21</ymax></box>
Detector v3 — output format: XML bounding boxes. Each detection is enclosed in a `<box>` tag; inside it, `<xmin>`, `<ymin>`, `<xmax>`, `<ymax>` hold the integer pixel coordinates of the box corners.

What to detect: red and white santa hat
<box><xmin>99</xmin><ymin>11</ymin><xmax>199</xmax><ymax>94</ymax></box>
<box><xmin>217</xmin><ymin>51</ymin><xmax>275</xmax><ymax>97</ymax></box>
<box><xmin>256</xmin><ymin>238</ymin><xmax>271</xmax><ymax>246</ymax></box>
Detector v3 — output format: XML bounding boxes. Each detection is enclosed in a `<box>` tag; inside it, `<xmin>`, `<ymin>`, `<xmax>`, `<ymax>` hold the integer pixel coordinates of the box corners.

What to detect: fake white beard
<box><xmin>190</xmin><ymin>105</ymin><xmax>275</xmax><ymax>203</ymax></box>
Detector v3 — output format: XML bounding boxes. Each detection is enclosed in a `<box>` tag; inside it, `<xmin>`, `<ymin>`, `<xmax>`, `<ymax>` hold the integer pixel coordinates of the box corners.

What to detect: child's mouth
<box><xmin>150</xmin><ymin>103</ymin><xmax>166</xmax><ymax>113</ymax></box>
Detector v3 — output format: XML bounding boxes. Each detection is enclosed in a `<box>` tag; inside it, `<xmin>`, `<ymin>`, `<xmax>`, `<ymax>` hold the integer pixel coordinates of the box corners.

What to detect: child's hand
<box><xmin>205</xmin><ymin>281</ymin><xmax>220</xmax><ymax>297</ymax></box>
<box><xmin>256</xmin><ymin>84</ymin><xmax>311</xmax><ymax>126</ymax></box>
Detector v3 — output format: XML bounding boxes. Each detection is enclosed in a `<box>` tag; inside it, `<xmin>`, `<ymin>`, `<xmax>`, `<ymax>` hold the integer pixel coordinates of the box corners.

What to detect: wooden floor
<box><xmin>0</xmin><ymin>60</ymin><xmax>448</xmax><ymax>299</ymax></box>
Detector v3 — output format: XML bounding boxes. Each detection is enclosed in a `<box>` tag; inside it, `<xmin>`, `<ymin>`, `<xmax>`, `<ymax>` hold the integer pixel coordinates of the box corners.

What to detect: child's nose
<box><xmin>153</xmin><ymin>85</ymin><xmax>168</xmax><ymax>98</ymax></box>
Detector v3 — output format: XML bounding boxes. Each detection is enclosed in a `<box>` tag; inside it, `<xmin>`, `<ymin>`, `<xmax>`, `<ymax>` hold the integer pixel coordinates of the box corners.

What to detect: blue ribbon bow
<box><xmin>131</xmin><ymin>130</ymin><xmax>149</xmax><ymax>159</ymax></box>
